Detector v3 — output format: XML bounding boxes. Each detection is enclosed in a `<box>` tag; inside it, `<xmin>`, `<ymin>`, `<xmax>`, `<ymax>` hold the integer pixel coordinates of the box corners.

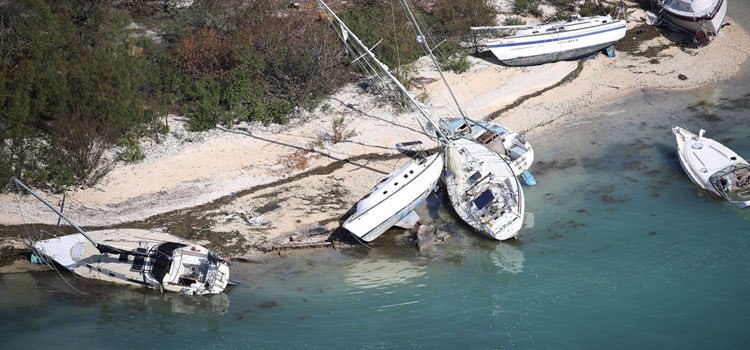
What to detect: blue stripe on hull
<box><xmin>487</xmin><ymin>25</ymin><xmax>626</xmax><ymax>48</ymax></box>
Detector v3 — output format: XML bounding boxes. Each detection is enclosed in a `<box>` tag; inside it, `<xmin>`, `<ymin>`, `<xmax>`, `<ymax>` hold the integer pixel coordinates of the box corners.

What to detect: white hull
<box><xmin>661</xmin><ymin>0</ymin><xmax>727</xmax><ymax>34</ymax></box>
<box><xmin>445</xmin><ymin>139</ymin><xmax>525</xmax><ymax>240</ymax></box>
<box><xmin>440</xmin><ymin>118</ymin><xmax>534</xmax><ymax>175</ymax></box>
<box><xmin>34</xmin><ymin>229</ymin><xmax>230</xmax><ymax>295</ymax></box>
<box><xmin>486</xmin><ymin>16</ymin><xmax>626</xmax><ymax>66</ymax></box>
<box><xmin>343</xmin><ymin>153</ymin><xmax>444</xmax><ymax>241</ymax></box>
<box><xmin>673</xmin><ymin>126</ymin><xmax>750</xmax><ymax>208</ymax></box>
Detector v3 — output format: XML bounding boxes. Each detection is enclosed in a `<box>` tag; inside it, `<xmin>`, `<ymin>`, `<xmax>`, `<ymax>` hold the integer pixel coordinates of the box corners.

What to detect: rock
<box><xmin>415</xmin><ymin>224</ymin><xmax>452</xmax><ymax>251</ymax></box>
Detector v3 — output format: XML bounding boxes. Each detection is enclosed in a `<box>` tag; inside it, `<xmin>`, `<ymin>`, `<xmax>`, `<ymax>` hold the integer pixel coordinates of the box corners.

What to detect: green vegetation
<box><xmin>503</xmin><ymin>16</ymin><xmax>527</xmax><ymax>25</ymax></box>
<box><xmin>513</xmin><ymin>0</ymin><xmax>542</xmax><ymax>17</ymax></box>
<box><xmin>579</xmin><ymin>0</ymin><xmax>615</xmax><ymax>17</ymax></box>
<box><xmin>0</xmin><ymin>0</ymin><xmax>497</xmax><ymax>190</ymax></box>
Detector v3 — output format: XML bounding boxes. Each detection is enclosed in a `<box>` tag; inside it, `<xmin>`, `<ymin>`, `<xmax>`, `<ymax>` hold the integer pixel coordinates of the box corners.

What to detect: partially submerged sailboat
<box><xmin>475</xmin><ymin>15</ymin><xmax>627</xmax><ymax>66</ymax></box>
<box><xmin>342</xmin><ymin>153</ymin><xmax>444</xmax><ymax>242</ymax></box>
<box><xmin>317</xmin><ymin>0</ymin><xmax>526</xmax><ymax>241</ymax></box>
<box><xmin>672</xmin><ymin>127</ymin><xmax>750</xmax><ymax>208</ymax></box>
<box><xmin>12</xmin><ymin>177</ymin><xmax>231</xmax><ymax>295</ymax></box>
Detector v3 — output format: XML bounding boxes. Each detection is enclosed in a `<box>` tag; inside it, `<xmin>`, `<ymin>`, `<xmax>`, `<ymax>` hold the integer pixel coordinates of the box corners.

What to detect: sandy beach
<box><xmin>2</xmin><ymin>1</ymin><xmax>749</xmax><ymax>260</ymax></box>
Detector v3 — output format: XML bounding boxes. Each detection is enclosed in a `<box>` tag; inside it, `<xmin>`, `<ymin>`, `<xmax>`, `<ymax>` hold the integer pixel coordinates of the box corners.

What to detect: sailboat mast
<box><xmin>10</xmin><ymin>177</ymin><xmax>99</xmax><ymax>247</ymax></box>
<box><xmin>316</xmin><ymin>0</ymin><xmax>448</xmax><ymax>141</ymax></box>
<box><xmin>399</xmin><ymin>0</ymin><xmax>470</xmax><ymax>122</ymax></box>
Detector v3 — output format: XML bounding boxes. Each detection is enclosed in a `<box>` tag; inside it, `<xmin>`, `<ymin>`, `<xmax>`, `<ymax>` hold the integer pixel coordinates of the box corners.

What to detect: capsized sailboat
<box><xmin>317</xmin><ymin>0</ymin><xmax>526</xmax><ymax>241</ymax></box>
<box><xmin>672</xmin><ymin>127</ymin><xmax>750</xmax><ymax>208</ymax></box>
<box><xmin>11</xmin><ymin>177</ymin><xmax>231</xmax><ymax>295</ymax></box>
<box><xmin>342</xmin><ymin>153</ymin><xmax>444</xmax><ymax>242</ymax></box>
<box><xmin>316</xmin><ymin>0</ymin><xmax>447</xmax><ymax>242</ymax></box>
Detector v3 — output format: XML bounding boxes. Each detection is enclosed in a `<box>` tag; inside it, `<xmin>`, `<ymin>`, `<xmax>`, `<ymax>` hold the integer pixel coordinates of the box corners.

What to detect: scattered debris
<box><xmin>414</xmin><ymin>224</ymin><xmax>451</xmax><ymax>251</ymax></box>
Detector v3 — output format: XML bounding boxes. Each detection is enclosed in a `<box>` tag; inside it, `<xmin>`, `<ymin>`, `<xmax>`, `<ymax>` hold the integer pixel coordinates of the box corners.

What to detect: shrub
<box><xmin>579</xmin><ymin>0</ymin><xmax>614</xmax><ymax>16</ymax></box>
<box><xmin>504</xmin><ymin>16</ymin><xmax>527</xmax><ymax>25</ymax></box>
<box><xmin>514</xmin><ymin>0</ymin><xmax>541</xmax><ymax>16</ymax></box>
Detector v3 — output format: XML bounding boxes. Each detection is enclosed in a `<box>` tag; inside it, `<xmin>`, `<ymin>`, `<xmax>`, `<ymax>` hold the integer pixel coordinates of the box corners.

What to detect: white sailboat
<box><xmin>317</xmin><ymin>1</ymin><xmax>446</xmax><ymax>242</ymax></box>
<box><xmin>317</xmin><ymin>0</ymin><xmax>526</xmax><ymax>241</ymax></box>
<box><xmin>12</xmin><ymin>177</ymin><xmax>231</xmax><ymax>295</ymax></box>
<box><xmin>342</xmin><ymin>153</ymin><xmax>444</xmax><ymax>242</ymax></box>
<box><xmin>439</xmin><ymin>118</ymin><xmax>535</xmax><ymax>183</ymax></box>
<box><xmin>476</xmin><ymin>15</ymin><xmax>627</xmax><ymax>66</ymax></box>
<box><xmin>445</xmin><ymin>139</ymin><xmax>525</xmax><ymax>240</ymax></box>
<box><xmin>672</xmin><ymin>127</ymin><xmax>750</xmax><ymax>208</ymax></box>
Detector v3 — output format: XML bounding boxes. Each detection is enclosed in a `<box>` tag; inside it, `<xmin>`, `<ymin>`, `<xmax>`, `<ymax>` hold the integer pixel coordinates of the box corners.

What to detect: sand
<box><xmin>1</xmin><ymin>2</ymin><xmax>748</xmax><ymax>258</ymax></box>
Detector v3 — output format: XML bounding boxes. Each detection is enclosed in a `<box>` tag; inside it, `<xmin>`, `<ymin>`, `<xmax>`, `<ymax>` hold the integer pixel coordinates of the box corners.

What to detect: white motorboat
<box><xmin>445</xmin><ymin>139</ymin><xmax>525</xmax><ymax>240</ymax></box>
<box><xmin>672</xmin><ymin>127</ymin><xmax>750</xmax><ymax>208</ymax></box>
<box><xmin>657</xmin><ymin>0</ymin><xmax>727</xmax><ymax>35</ymax></box>
<box><xmin>479</xmin><ymin>15</ymin><xmax>627</xmax><ymax>66</ymax></box>
<box><xmin>12</xmin><ymin>177</ymin><xmax>231</xmax><ymax>295</ymax></box>
<box><xmin>342</xmin><ymin>153</ymin><xmax>444</xmax><ymax>242</ymax></box>
<box><xmin>439</xmin><ymin>118</ymin><xmax>534</xmax><ymax>178</ymax></box>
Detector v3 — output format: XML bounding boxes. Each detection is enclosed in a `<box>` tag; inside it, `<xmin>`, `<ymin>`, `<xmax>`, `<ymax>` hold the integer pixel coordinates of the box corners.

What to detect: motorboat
<box><xmin>444</xmin><ymin>139</ymin><xmax>525</xmax><ymax>240</ymax></box>
<box><xmin>440</xmin><ymin>118</ymin><xmax>535</xmax><ymax>181</ymax></box>
<box><xmin>11</xmin><ymin>177</ymin><xmax>232</xmax><ymax>295</ymax></box>
<box><xmin>478</xmin><ymin>15</ymin><xmax>627</xmax><ymax>66</ymax></box>
<box><xmin>672</xmin><ymin>127</ymin><xmax>750</xmax><ymax>208</ymax></box>
<box><xmin>657</xmin><ymin>0</ymin><xmax>727</xmax><ymax>35</ymax></box>
<box><xmin>342</xmin><ymin>153</ymin><xmax>444</xmax><ymax>242</ymax></box>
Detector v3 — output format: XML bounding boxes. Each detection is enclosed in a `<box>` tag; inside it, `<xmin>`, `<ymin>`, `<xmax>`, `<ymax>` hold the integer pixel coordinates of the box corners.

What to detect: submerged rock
<box><xmin>415</xmin><ymin>224</ymin><xmax>451</xmax><ymax>252</ymax></box>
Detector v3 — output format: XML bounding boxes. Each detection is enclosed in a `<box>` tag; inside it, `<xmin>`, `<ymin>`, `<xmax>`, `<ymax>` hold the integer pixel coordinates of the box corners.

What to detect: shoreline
<box><xmin>1</xmin><ymin>7</ymin><xmax>749</xmax><ymax>265</ymax></box>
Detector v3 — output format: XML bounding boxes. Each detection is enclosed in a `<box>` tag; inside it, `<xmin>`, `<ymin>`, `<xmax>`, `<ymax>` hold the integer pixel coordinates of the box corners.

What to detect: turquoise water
<box><xmin>2</xmin><ymin>6</ymin><xmax>750</xmax><ymax>349</ymax></box>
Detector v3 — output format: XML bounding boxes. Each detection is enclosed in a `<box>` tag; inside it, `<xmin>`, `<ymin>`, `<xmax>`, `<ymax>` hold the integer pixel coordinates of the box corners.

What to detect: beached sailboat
<box><xmin>445</xmin><ymin>138</ymin><xmax>525</xmax><ymax>240</ymax></box>
<box><xmin>655</xmin><ymin>0</ymin><xmax>727</xmax><ymax>35</ymax></box>
<box><xmin>317</xmin><ymin>0</ymin><xmax>526</xmax><ymax>241</ymax></box>
<box><xmin>317</xmin><ymin>1</ymin><xmax>447</xmax><ymax>242</ymax></box>
<box><xmin>11</xmin><ymin>177</ymin><xmax>231</xmax><ymax>295</ymax></box>
<box><xmin>439</xmin><ymin>118</ymin><xmax>535</xmax><ymax>182</ymax></box>
<box><xmin>342</xmin><ymin>153</ymin><xmax>444</xmax><ymax>242</ymax></box>
<box><xmin>475</xmin><ymin>15</ymin><xmax>627</xmax><ymax>66</ymax></box>
<box><xmin>672</xmin><ymin>127</ymin><xmax>750</xmax><ymax>208</ymax></box>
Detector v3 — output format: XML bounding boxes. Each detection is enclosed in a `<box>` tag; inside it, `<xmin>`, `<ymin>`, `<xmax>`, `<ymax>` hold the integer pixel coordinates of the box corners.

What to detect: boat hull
<box><xmin>486</xmin><ymin>17</ymin><xmax>626</xmax><ymax>66</ymax></box>
<box><xmin>661</xmin><ymin>0</ymin><xmax>727</xmax><ymax>34</ymax></box>
<box><xmin>343</xmin><ymin>154</ymin><xmax>444</xmax><ymax>242</ymax></box>
<box><xmin>672</xmin><ymin>126</ymin><xmax>750</xmax><ymax>208</ymax></box>
<box><xmin>500</xmin><ymin>42</ymin><xmax>615</xmax><ymax>66</ymax></box>
<box><xmin>445</xmin><ymin>139</ymin><xmax>525</xmax><ymax>240</ymax></box>
<box><xmin>440</xmin><ymin>118</ymin><xmax>534</xmax><ymax>176</ymax></box>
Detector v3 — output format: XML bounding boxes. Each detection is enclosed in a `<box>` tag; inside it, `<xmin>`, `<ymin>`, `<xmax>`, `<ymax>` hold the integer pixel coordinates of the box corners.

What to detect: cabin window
<box><xmin>383</xmin><ymin>191</ymin><xmax>388</xmax><ymax>195</ymax></box>
<box><xmin>602</xmin><ymin>20</ymin><xmax>607</xmax><ymax>23</ymax></box>
<box><xmin>404</xmin><ymin>174</ymin><xmax>408</xmax><ymax>178</ymax></box>
<box><xmin>410</xmin><ymin>170</ymin><xmax>414</xmax><ymax>174</ymax></box>
<box><xmin>394</xmin><ymin>182</ymin><xmax>398</xmax><ymax>186</ymax></box>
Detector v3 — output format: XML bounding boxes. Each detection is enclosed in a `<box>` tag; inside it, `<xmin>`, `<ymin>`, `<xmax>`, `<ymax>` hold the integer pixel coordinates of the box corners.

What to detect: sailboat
<box><xmin>11</xmin><ymin>177</ymin><xmax>231</xmax><ymax>295</ymax></box>
<box><xmin>317</xmin><ymin>1</ymin><xmax>445</xmax><ymax>242</ymax></box>
<box><xmin>341</xmin><ymin>153</ymin><xmax>444</xmax><ymax>242</ymax></box>
<box><xmin>672</xmin><ymin>127</ymin><xmax>750</xmax><ymax>208</ymax></box>
<box><xmin>439</xmin><ymin>118</ymin><xmax>535</xmax><ymax>184</ymax></box>
<box><xmin>317</xmin><ymin>0</ymin><xmax>525</xmax><ymax>241</ymax></box>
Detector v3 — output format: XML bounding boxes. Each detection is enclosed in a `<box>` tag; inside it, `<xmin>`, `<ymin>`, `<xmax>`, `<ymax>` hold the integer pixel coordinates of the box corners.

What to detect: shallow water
<box><xmin>3</xmin><ymin>5</ymin><xmax>750</xmax><ymax>348</ymax></box>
